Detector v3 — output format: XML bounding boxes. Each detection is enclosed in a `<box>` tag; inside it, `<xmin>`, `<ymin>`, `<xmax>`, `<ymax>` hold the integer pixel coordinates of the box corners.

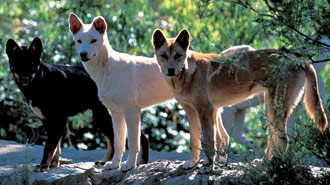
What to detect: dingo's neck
<box><xmin>82</xmin><ymin>37</ymin><xmax>113</xmax><ymax>84</ymax></box>
<box><xmin>167</xmin><ymin>52</ymin><xmax>197</xmax><ymax>93</ymax></box>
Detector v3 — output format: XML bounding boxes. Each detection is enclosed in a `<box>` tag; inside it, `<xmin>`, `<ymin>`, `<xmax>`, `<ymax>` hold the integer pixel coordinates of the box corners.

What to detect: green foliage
<box><xmin>236</xmin><ymin>0</ymin><xmax>330</xmax><ymax>61</ymax></box>
<box><xmin>142</xmin><ymin>103</ymin><xmax>190</xmax><ymax>152</ymax></box>
<box><xmin>290</xmin><ymin>115</ymin><xmax>330</xmax><ymax>165</ymax></box>
<box><xmin>244</xmin><ymin>154</ymin><xmax>330</xmax><ymax>185</ymax></box>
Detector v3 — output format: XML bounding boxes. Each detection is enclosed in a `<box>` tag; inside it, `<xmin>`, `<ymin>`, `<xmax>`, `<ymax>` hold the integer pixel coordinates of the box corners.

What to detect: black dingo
<box><xmin>5</xmin><ymin>37</ymin><xmax>149</xmax><ymax>171</ymax></box>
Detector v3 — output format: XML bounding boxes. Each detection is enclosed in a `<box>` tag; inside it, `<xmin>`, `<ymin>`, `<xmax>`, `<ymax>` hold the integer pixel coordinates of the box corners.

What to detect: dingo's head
<box><xmin>6</xmin><ymin>37</ymin><xmax>42</xmax><ymax>86</ymax></box>
<box><xmin>69</xmin><ymin>13</ymin><xmax>107</xmax><ymax>62</ymax></box>
<box><xmin>152</xmin><ymin>29</ymin><xmax>190</xmax><ymax>77</ymax></box>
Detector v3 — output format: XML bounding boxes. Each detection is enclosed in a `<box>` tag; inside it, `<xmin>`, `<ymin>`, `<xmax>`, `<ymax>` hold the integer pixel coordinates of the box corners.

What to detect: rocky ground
<box><xmin>0</xmin><ymin>139</ymin><xmax>329</xmax><ymax>185</ymax></box>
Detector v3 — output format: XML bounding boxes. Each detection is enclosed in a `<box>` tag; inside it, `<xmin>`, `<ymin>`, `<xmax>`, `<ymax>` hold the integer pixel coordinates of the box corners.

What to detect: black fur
<box><xmin>5</xmin><ymin>37</ymin><xmax>149</xmax><ymax>171</ymax></box>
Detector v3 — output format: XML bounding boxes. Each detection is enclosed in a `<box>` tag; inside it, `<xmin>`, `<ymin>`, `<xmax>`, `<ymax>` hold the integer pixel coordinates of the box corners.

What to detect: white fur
<box><xmin>69</xmin><ymin>14</ymin><xmax>174</xmax><ymax>171</ymax></box>
<box><xmin>29</xmin><ymin>100</ymin><xmax>45</xmax><ymax>120</ymax></box>
<box><xmin>221</xmin><ymin>45</ymin><xmax>255</xmax><ymax>55</ymax></box>
<box><xmin>14</xmin><ymin>73</ymin><xmax>19</xmax><ymax>81</ymax></box>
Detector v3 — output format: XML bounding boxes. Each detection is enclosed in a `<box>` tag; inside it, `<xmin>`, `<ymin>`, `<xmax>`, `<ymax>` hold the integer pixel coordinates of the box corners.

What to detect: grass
<box><xmin>21</xmin><ymin>141</ymin><xmax>31</xmax><ymax>185</ymax></box>
<box><xmin>241</xmin><ymin>152</ymin><xmax>330</xmax><ymax>185</ymax></box>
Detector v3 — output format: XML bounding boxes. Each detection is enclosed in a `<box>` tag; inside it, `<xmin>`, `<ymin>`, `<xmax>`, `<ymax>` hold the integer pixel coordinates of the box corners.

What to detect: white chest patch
<box><xmin>14</xmin><ymin>73</ymin><xmax>19</xmax><ymax>80</ymax></box>
<box><xmin>29</xmin><ymin>101</ymin><xmax>45</xmax><ymax>120</ymax></box>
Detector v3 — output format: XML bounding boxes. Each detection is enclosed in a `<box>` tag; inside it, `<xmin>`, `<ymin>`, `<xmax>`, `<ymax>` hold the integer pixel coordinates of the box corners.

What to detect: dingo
<box><xmin>5</xmin><ymin>37</ymin><xmax>147</xmax><ymax>171</ymax></box>
<box><xmin>152</xmin><ymin>29</ymin><xmax>328</xmax><ymax>170</ymax></box>
<box><xmin>222</xmin><ymin>39</ymin><xmax>330</xmax><ymax>149</ymax></box>
<box><xmin>68</xmin><ymin>13</ymin><xmax>175</xmax><ymax>171</ymax></box>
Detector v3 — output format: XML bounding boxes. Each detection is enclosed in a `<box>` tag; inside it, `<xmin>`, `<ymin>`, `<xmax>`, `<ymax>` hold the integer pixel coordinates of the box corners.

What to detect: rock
<box><xmin>0</xmin><ymin>139</ymin><xmax>329</xmax><ymax>185</ymax></box>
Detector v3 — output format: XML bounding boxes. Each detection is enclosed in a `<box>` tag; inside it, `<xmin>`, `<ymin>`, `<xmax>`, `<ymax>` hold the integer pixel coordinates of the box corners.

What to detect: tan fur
<box><xmin>304</xmin><ymin>65</ymin><xmax>328</xmax><ymax>130</ymax></box>
<box><xmin>103</xmin><ymin>137</ymin><xmax>114</xmax><ymax>162</ymax></box>
<box><xmin>153</xmin><ymin>29</ymin><xmax>328</xmax><ymax>166</ymax></box>
<box><xmin>51</xmin><ymin>142</ymin><xmax>61</xmax><ymax>168</ymax></box>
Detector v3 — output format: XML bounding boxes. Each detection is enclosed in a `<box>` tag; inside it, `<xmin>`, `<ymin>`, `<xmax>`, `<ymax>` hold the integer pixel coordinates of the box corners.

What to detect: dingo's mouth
<box><xmin>81</xmin><ymin>58</ymin><xmax>90</xmax><ymax>62</ymax></box>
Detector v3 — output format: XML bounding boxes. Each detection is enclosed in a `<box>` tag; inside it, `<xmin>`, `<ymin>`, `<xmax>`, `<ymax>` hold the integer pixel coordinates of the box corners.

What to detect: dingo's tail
<box><xmin>304</xmin><ymin>63</ymin><xmax>328</xmax><ymax>131</ymax></box>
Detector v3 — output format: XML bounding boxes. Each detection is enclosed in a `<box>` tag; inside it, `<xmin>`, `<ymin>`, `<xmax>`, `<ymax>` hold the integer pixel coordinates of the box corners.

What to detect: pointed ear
<box><xmin>69</xmin><ymin>13</ymin><xmax>83</xmax><ymax>34</ymax></box>
<box><xmin>152</xmin><ymin>29</ymin><xmax>166</xmax><ymax>49</ymax></box>
<box><xmin>92</xmin><ymin>16</ymin><xmax>107</xmax><ymax>34</ymax></box>
<box><xmin>6</xmin><ymin>38</ymin><xmax>20</xmax><ymax>57</ymax></box>
<box><xmin>28</xmin><ymin>37</ymin><xmax>43</xmax><ymax>58</ymax></box>
<box><xmin>175</xmin><ymin>29</ymin><xmax>190</xmax><ymax>51</ymax></box>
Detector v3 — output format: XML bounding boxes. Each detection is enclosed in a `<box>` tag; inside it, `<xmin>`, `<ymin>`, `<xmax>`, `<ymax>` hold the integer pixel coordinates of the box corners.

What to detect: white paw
<box><xmin>251</xmin><ymin>158</ymin><xmax>263</xmax><ymax>166</ymax></box>
<box><xmin>104</xmin><ymin>160</ymin><xmax>120</xmax><ymax>170</ymax></box>
<box><xmin>219</xmin><ymin>153</ymin><xmax>227</xmax><ymax>163</ymax></box>
<box><xmin>183</xmin><ymin>159</ymin><xmax>198</xmax><ymax>169</ymax></box>
<box><xmin>120</xmin><ymin>161</ymin><xmax>136</xmax><ymax>171</ymax></box>
<box><xmin>217</xmin><ymin>150</ymin><xmax>227</xmax><ymax>163</ymax></box>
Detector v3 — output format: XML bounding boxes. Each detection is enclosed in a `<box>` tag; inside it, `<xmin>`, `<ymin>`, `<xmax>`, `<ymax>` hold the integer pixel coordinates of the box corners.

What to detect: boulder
<box><xmin>0</xmin><ymin>140</ymin><xmax>329</xmax><ymax>185</ymax></box>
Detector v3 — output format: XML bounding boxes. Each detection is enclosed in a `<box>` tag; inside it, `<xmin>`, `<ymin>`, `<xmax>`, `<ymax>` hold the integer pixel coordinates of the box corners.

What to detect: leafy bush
<box><xmin>244</xmin><ymin>154</ymin><xmax>330</xmax><ymax>185</ymax></box>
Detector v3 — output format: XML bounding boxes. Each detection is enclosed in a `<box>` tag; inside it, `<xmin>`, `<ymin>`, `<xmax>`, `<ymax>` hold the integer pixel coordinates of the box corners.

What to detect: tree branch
<box><xmin>236</xmin><ymin>0</ymin><xmax>330</xmax><ymax>49</ymax></box>
<box><xmin>235</xmin><ymin>0</ymin><xmax>258</xmax><ymax>14</ymax></box>
<box><xmin>285</xmin><ymin>24</ymin><xmax>330</xmax><ymax>49</ymax></box>
<box><xmin>310</xmin><ymin>57</ymin><xmax>330</xmax><ymax>64</ymax></box>
<box><xmin>264</xmin><ymin>0</ymin><xmax>278</xmax><ymax>12</ymax></box>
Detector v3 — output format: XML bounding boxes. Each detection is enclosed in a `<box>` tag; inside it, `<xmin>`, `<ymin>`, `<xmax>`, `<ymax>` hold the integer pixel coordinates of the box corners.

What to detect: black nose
<box><xmin>21</xmin><ymin>77</ymin><xmax>30</xmax><ymax>83</ymax></box>
<box><xmin>167</xmin><ymin>68</ymin><xmax>175</xmax><ymax>76</ymax></box>
<box><xmin>80</xmin><ymin>52</ymin><xmax>88</xmax><ymax>61</ymax></box>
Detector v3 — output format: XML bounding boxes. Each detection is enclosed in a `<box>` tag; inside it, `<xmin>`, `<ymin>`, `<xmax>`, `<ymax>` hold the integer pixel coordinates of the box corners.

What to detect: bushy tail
<box><xmin>304</xmin><ymin>63</ymin><xmax>328</xmax><ymax>131</ymax></box>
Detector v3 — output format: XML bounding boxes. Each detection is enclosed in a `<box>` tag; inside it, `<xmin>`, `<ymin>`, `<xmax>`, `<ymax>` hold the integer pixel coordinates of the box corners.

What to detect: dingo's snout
<box><xmin>80</xmin><ymin>52</ymin><xmax>89</xmax><ymax>62</ymax></box>
<box><xmin>167</xmin><ymin>68</ymin><xmax>176</xmax><ymax>76</ymax></box>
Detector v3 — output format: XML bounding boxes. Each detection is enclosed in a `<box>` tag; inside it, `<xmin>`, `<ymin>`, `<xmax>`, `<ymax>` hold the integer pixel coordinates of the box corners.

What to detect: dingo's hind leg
<box><xmin>264</xmin><ymin>72</ymin><xmax>305</xmax><ymax>159</ymax></box>
<box><xmin>215</xmin><ymin>108</ymin><xmax>229</xmax><ymax>162</ymax></box>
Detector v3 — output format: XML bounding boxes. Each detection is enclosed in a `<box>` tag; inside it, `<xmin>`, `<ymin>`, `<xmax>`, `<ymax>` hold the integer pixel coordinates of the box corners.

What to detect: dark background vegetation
<box><xmin>0</xmin><ymin>1</ymin><xmax>330</xmax><ymax>181</ymax></box>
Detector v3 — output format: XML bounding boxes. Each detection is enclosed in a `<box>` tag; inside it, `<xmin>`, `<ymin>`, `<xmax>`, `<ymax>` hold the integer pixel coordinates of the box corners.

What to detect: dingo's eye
<box><xmin>90</xmin><ymin>39</ymin><xmax>97</xmax><ymax>43</ymax></box>
<box><xmin>174</xmin><ymin>54</ymin><xmax>182</xmax><ymax>59</ymax></box>
<box><xmin>77</xmin><ymin>39</ymin><xmax>82</xmax><ymax>44</ymax></box>
<box><xmin>160</xmin><ymin>54</ymin><xmax>168</xmax><ymax>59</ymax></box>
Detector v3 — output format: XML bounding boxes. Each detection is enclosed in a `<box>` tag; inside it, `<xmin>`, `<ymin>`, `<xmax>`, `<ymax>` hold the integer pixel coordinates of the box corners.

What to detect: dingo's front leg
<box><xmin>104</xmin><ymin>111</ymin><xmax>126</xmax><ymax>170</ymax></box>
<box><xmin>121</xmin><ymin>108</ymin><xmax>141</xmax><ymax>171</ymax></box>
<box><xmin>36</xmin><ymin>118</ymin><xmax>65</xmax><ymax>172</ymax></box>
<box><xmin>197</xmin><ymin>105</ymin><xmax>216</xmax><ymax>173</ymax></box>
<box><xmin>181</xmin><ymin>104</ymin><xmax>201</xmax><ymax>169</ymax></box>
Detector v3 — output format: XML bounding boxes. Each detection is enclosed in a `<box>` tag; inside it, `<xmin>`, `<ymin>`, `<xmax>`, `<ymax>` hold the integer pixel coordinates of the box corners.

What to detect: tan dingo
<box><xmin>152</xmin><ymin>29</ymin><xmax>328</xmax><ymax>170</ymax></box>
